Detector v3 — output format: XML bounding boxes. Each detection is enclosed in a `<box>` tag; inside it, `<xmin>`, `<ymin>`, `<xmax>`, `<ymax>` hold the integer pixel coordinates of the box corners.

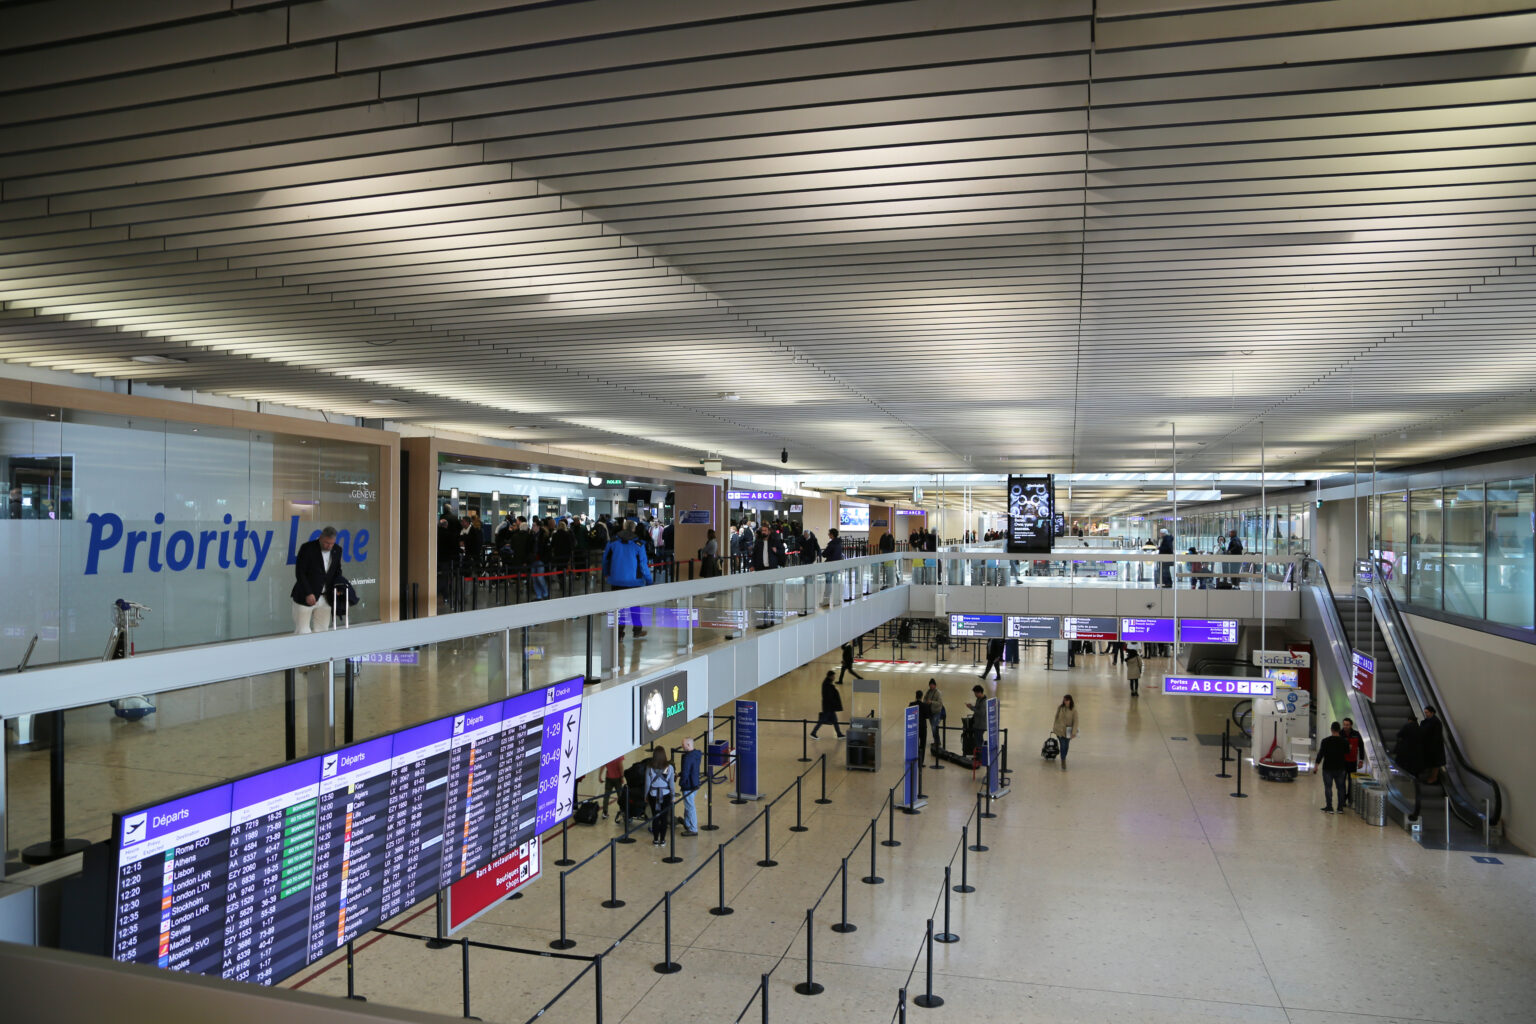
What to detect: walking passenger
<box><xmin>1052</xmin><ymin>694</ymin><xmax>1078</xmax><ymax>770</ymax></box>
<box><xmin>811</xmin><ymin>670</ymin><xmax>844</xmax><ymax>738</ymax></box>
<box><xmin>1123</xmin><ymin>642</ymin><xmax>1142</xmax><ymax>696</ymax></box>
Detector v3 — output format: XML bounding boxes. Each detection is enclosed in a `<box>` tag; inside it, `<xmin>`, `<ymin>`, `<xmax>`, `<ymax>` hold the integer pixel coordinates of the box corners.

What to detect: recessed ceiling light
<box><xmin>720</xmin><ymin>392</ymin><xmax>740</xmax><ymax>401</ymax></box>
<box><xmin>130</xmin><ymin>354</ymin><xmax>186</xmax><ymax>364</ymax></box>
<box><xmin>368</xmin><ymin>398</ymin><xmax>406</xmax><ymax>405</ymax></box>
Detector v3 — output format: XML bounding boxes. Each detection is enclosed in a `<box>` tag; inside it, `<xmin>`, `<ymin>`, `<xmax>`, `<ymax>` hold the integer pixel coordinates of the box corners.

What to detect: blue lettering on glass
<box><xmin>84</xmin><ymin>513</ymin><xmax>367</xmax><ymax>581</ymax></box>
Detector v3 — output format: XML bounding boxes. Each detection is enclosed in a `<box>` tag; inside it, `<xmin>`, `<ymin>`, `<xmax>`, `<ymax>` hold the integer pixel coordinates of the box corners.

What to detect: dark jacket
<box><xmin>821</xmin><ymin>678</ymin><xmax>844</xmax><ymax>714</ymax></box>
<box><xmin>800</xmin><ymin>531</ymin><xmax>819</xmax><ymax>561</ymax></box>
<box><xmin>1226</xmin><ymin>536</ymin><xmax>1244</xmax><ymax>556</ymax></box>
<box><xmin>506</xmin><ymin>527</ymin><xmax>535</xmax><ymax>566</ymax></box>
<box><xmin>534</xmin><ymin>528</ymin><xmax>553</xmax><ymax>564</ymax></box>
<box><xmin>923</xmin><ymin>533</ymin><xmax>938</xmax><ymax>553</ymax></box>
<box><xmin>986</xmin><ymin>638</ymin><xmax>1004</xmax><ymax>660</ymax></box>
<box><xmin>879</xmin><ymin>532</ymin><xmax>896</xmax><ymax>554</ymax></box>
<box><xmin>752</xmin><ymin>534</ymin><xmax>784</xmax><ymax>570</ymax></box>
<box><xmin>291</xmin><ymin>538</ymin><xmax>345</xmax><ymax>606</ymax></box>
<box><xmin>1317</xmin><ymin>734</ymin><xmax>1349</xmax><ymax>772</ymax></box>
<box><xmin>1394</xmin><ymin>719</ymin><xmax>1423</xmax><ymax>775</ymax></box>
<box><xmin>438</xmin><ymin>515</ymin><xmax>461</xmax><ymax>563</ymax></box>
<box><xmin>1157</xmin><ymin>534</ymin><xmax>1174</xmax><ymax>555</ymax></box>
<box><xmin>1419</xmin><ymin>716</ymin><xmax>1446</xmax><ymax>769</ymax></box>
<box><xmin>841</xmin><ymin>643</ymin><xmax>856</xmax><ymax>668</ymax></box>
<box><xmin>551</xmin><ymin>528</ymin><xmax>574</xmax><ymax>564</ymax></box>
<box><xmin>823</xmin><ymin>536</ymin><xmax>844</xmax><ymax>561</ymax></box>
<box><xmin>679</xmin><ymin>748</ymin><xmax>703</xmax><ymax>793</ymax></box>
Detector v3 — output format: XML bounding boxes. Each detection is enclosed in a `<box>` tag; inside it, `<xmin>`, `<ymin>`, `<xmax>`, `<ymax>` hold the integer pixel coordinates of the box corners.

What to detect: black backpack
<box><xmin>1041</xmin><ymin>735</ymin><xmax>1060</xmax><ymax>760</ymax></box>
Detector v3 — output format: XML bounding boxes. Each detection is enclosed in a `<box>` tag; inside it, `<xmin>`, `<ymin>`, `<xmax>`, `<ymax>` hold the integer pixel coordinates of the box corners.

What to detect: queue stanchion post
<box><xmin>969</xmin><ymin>795</ymin><xmax>988</xmax><ymax>852</ymax></box>
<box><xmin>760</xmin><ymin>973</ymin><xmax>770</xmax><ymax>1024</ymax></box>
<box><xmin>1216</xmin><ymin>721</ymin><xmax>1232</xmax><ymax>779</ymax></box>
<box><xmin>794</xmin><ymin>907</ymin><xmax>825</xmax><ymax>996</ymax></box>
<box><xmin>790</xmin><ymin>775</ymin><xmax>808</xmax><ymax>832</ymax></box>
<box><xmin>616</xmin><ymin>784</ymin><xmax>637</xmax><ymax>844</ymax></box>
<box><xmin>981</xmin><ymin>786</ymin><xmax>996</xmax><ymax>820</ymax></box>
<box><xmin>815</xmin><ymin>752</ymin><xmax>832</xmax><ymax>804</ymax></box>
<box><xmin>1232</xmin><ymin>750</ymin><xmax>1248</xmax><ymax>798</ymax></box>
<box><xmin>862</xmin><ymin>818</ymin><xmax>884</xmax><ymax>885</ymax></box>
<box><xmin>912</xmin><ymin>919</ymin><xmax>945</xmax><ymax>1008</ymax></box>
<box><xmin>831</xmin><ymin>856</ymin><xmax>856</xmax><ymax>932</ymax></box>
<box><xmin>555</xmin><ymin>821</ymin><xmax>574</xmax><ymax>866</ymax></box>
<box><xmin>702</xmin><ymin>756</ymin><xmax>719</xmax><ymax>831</ymax></box>
<box><xmin>663</xmin><ymin>797</ymin><xmax>682</xmax><ymax>864</ymax></box>
<box><xmin>954</xmin><ymin>826</ymin><xmax>975</xmax><ymax>893</ymax></box>
<box><xmin>799</xmin><ymin>719</ymin><xmax>812</xmax><ymax>762</ymax></box>
<box><xmin>935</xmin><ymin>867</ymin><xmax>959</xmax><ymax>943</ymax></box>
<box><xmin>461</xmin><ymin>937</ymin><xmax>478</xmax><ymax>1021</ymax></box>
<box><xmin>883</xmin><ymin>786</ymin><xmax>901</xmax><ymax>846</ymax></box>
<box><xmin>345</xmin><ymin>939</ymin><xmax>365</xmax><ymax>1000</ymax></box>
<box><xmin>602</xmin><ymin>840</ymin><xmax>625</xmax><ymax>909</ymax></box>
<box><xmin>710</xmin><ymin>844</ymin><xmax>734</xmax><ymax>916</ymax></box>
<box><xmin>758</xmin><ymin>806</ymin><xmax>778</xmax><ymax>868</ymax></box>
<box><xmin>654</xmin><ymin>890</ymin><xmax>681</xmax><ymax>974</ymax></box>
<box><xmin>549</xmin><ymin>870</ymin><xmax>576</xmax><ymax>950</ymax></box>
<box><xmin>593</xmin><ymin>952</ymin><xmax>604</xmax><ymax>1024</ymax></box>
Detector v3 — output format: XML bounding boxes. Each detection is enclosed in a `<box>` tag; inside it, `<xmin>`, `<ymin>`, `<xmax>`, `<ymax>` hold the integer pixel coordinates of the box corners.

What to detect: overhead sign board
<box><xmin>1162</xmin><ymin>676</ymin><xmax>1276</xmax><ymax>697</ymax></box>
<box><xmin>1120</xmin><ymin>617</ymin><xmax>1174</xmax><ymax>642</ymax></box>
<box><xmin>728</xmin><ymin>489</ymin><xmax>782</xmax><ymax>501</ymax></box>
<box><xmin>1061</xmin><ymin>615</ymin><xmax>1117</xmax><ymax>641</ymax></box>
<box><xmin>1181</xmin><ymin>619</ymin><xmax>1239</xmax><ymax>644</ymax></box>
<box><xmin>894</xmin><ymin>509</ymin><xmax>926</xmax><ymax>516</ymax></box>
<box><xmin>1253</xmin><ymin>649</ymin><xmax>1311</xmax><ymax>668</ymax></box>
<box><xmin>949</xmin><ymin>613</ymin><xmax>1003</xmax><ymax>639</ymax></box>
<box><xmin>679</xmin><ymin>508</ymin><xmax>712</xmax><ymax>525</ymax></box>
<box><xmin>1005</xmin><ymin>615</ymin><xmax>1060</xmax><ymax>639</ymax></box>
<box><xmin>444</xmin><ymin>837</ymin><xmax>541</xmax><ymax>934</ymax></box>
<box><xmin>1350</xmin><ymin>650</ymin><xmax>1376</xmax><ymax>702</ymax></box>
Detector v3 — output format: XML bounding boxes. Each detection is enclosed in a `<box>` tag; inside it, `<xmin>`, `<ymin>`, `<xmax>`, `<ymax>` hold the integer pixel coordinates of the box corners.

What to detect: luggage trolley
<box><xmin>104</xmin><ymin>598</ymin><xmax>156</xmax><ymax>721</ymax></box>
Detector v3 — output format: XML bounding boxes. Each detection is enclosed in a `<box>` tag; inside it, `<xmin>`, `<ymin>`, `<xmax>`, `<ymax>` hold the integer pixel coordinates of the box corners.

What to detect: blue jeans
<box><xmin>1057</xmin><ymin>735</ymin><xmax>1071</xmax><ymax>763</ymax></box>
<box><xmin>1323</xmin><ymin>768</ymin><xmax>1347</xmax><ymax>810</ymax></box>
<box><xmin>681</xmin><ymin>789</ymin><xmax>697</xmax><ymax>831</ymax></box>
<box><xmin>531</xmin><ymin>560</ymin><xmax>549</xmax><ymax>599</ymax></box>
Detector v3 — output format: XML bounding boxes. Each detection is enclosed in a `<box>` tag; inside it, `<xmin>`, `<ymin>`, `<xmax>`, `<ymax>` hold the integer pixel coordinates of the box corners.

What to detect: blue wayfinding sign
<box><xmin>985</xmin><ymin>696</ymin><xmax>1001</xmax><ymax>796</ymax></box>
<box><xmin>903</xmin><ymin>704</ymin><xmax>920</xmax><ymax>807</ymax></box>
<box><xmin>734</xmin><ymin>699</ymin><xmax>759</xmax><ymax>800</ymax></box>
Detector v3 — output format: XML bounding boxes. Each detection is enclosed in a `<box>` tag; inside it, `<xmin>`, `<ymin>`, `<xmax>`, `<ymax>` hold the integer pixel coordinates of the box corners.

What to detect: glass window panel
<box><xmin>1407</xmin><ymin>488</ymin><xmax>1444</xmax><ymax>610</ymax></box>
<box><xmin>1375</xmin><ymin>492</ymin><xmax>1408</xmax><ymax>602</ymax></box>
<box><xmin>1487</xmin><ymin>477</ymin><xmax>1534</xmax><ymax>630</ymax></box>
<box><xmin>1443</xmin><ymin>485</ymin><xmax>1485</xmax><ymax>618</ymax></box>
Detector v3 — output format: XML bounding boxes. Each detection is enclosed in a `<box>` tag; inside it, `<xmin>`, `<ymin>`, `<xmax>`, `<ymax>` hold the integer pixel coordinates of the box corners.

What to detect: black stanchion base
<box><xmin>1216</xmin><ymin>770</ymin><xmax>1232</xmax><ymax>779</ymax></box>
<box><xmin>980</xmin><ymin>810</ymin><xmax>996</xmax><ymax>820</ymax></box>
<box><xmin>425</xmin><ymin>938</ymin><xmax>454</xmax><ymax>950</ymax></box>
<box><xmin>654</xmin><ymin>961</ymin><xmax>682</xmax><ymax>975</ymax></box>
<box><xmin>814</xmin><ymin>798</ymin><xmax>832</xmax><ymax>805</ymax></box>
<box><xmin>861</xmin><ymin>874</ymin><xmax>884</xmax><ymax>885</ymax></box>
<box><xmin>730</xmin><ymin>798</ymin><xmax>748</xmax><ymax>805</ymax></box>
<box><xmin>506</xmin><ymin>892</ymin><xmax>523</xmax><ymax>901</ymax></box>
<box><xmin>709</xmin><ymin>906</ymin><xmax>735</xmax><ymax>917</ymax></box>
<box><xmin>881</xmin><ymin>838</ymin><xmax>901</xmax><ymax>847</ymax></box>
<box><xmin>935</xmin><ymin>932</ymin><xmax>959</xmax><ymax>944</ymax></box>
<box><xmin>967</xmin><ymin>843</ymin><xmax>988</xmax><ymax>853</ymax></box>
<box><xmin>616</xmin><ymin>835</ymin><xmax>638</xmax><ymax>845</ymax></box>
<box><xmin>662</xmin><ymin>854</ymin><xmax>683</xmax><ymax>864</ymax></box>
<box><xmin>554</xmin><ymin>857</ymin><xmax>576</xmax><ymax>866</ymax></box>
<box><xmin>952</xmin><ymin>883</ymin><xmax>975</xmax><ymax>894</ymax></box>
<box><xmin>345</xmin><ymin>995</ymin><xmax>368</xmax><ymax>1002</ymax></box>
<box><xmin>1231</xmin><ymin>792</ymin><xmax>1249</xmax><ymax>799</ymax></box>
<box><xmin>601</xmin><ymin>898</ymin><xmax>626</xmax><ymax>909</ymax></box>
<box><xmin>795</xmin><ymin>982</ymin><xmax>825</xmax><ymax>996</ymax></box>
<box><xmin>831</xmin><ymin>922</ymin><xmax>857</xmax><ymax>933</ymax></box>
<box><xmin>701</xmin><ymin>823</ymin><xmax>721</xmax><ymax>830</ymax></box>
<box><xmin>790</xmin><ymin>824</ymin><xmax>808</xmax><ymax>833</ymax></box>
<box><xmin>20</xmin><ymin>838</ymin><xmax>90</xmax><ymax>865</ymax></box>
<box><xmin>549</xmin><ymin>939</ymin><xmax>577</xmax><ymax>950</ymax></box>
<box><xmin>797</xmin><ymin>757</ymin><xmax>812</xmax><ymax>763</ymax></box>
<box><xmin>757</xmin><ymin>858</ymin><xmax>779</xmax><ymax>868</ymax></box>
<box><xmin>914</xmin><ymin>994</ymin><xmax>945</xmax><ymax>1009</ymax></box>
<box><xmin>901</xmin><ymin>807</ymin><xmax>920</xmax><ymax>815</ymax></box>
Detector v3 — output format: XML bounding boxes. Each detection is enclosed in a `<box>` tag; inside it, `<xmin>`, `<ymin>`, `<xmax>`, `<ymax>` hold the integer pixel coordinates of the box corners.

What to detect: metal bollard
<box><xmin>760</xmin><ymin>973</ymin><xmax>770</xmax><ymax>1024</ymax></box>
<box><xmin>862</xmin><ymin>817</ymin><xmax>884</xmax><ymax>885</ymax></box>
<box><xmin>912</xmin><ymin>919</ymin><xmax>944</xmax><ymax>1008</ymax></box>
<box><xmin>461</xmin><ymin>937</ymin><xmax>475</xmax><ymax>1020</ymax></box>
<box><xmin>816</xmin><ymin>753</ymin><xmax>832</xmax><ymax>804</ymax></box>
<box><xmin>883</xmin><ymin>787</ymin><xmax>901</xmax><ymax>847</ymax></box>
<box><xmin>1231</xmin><ymin>752</ymin><xmax>1248</xmax><ymax>798</ymax></box>
<box><xmin>791</xmin><ymin>776</ymin><xmax>808</xmax><ymax>832</ymax></box>
<box><xmin>654</xmin><ymin>889</ymin><xmax>681</xmax><ymax>974</ymax></box>
<box><xmin>935</xmin><ymin>866</ymin><xmax>959</xmax><ymax>943</ymax></box>
<box><xmin>758</xmin><ymin>806</ymin><xmax>778</xmax><ymax>867</ymax></box>
<box><xmin>345</xmin><ymin>939</ymin><xmax>365</xmax><ymax>1001</ymax></box>
<box><xmin>799</xmin><ymin>719</ymin><xmax>812</xmax><ymax>762</ymax></box>
<box><xmin>969</xmin><ymin>794</ymin><xmax>988</xmax><ymax>851</ymax></box>
<box><xmin>954</xmin><ymin>827</ymin><xmax>976</xmax><ymax>893</ymax></box>
<box><xmin>594</xmin><ymin>952</ymin><xmax>604</xmax><ymax>1024</ymax></box>
<box><xmin>702</xmin><ymin>759</ymin><xmax>720</xmax><ymax>830</ymax></box>
<box><xmin>555</xmin><ymin>821</ymin><xmax>574</xmax><ymax>866</ymax></box>
<box><xmin>710</xmin><ymin>845</ymin><xmax>734</xmax><ymax>916</ymax></box>
<box><xmin>549</xmin><ymin>871</ymin><xmax>576</xmax><ymax>949</ymax></box>
<box><xmin>794</xmin><ymin>907</ymin><xmax>825</xmax><ymax>995</ymax></box>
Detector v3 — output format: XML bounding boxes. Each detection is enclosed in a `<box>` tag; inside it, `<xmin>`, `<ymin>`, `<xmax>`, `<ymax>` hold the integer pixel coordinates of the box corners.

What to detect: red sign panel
<box><xmin>445</xmin><ymin>837</ymin><xmax>541</xmax><ymax>934</ymax></box>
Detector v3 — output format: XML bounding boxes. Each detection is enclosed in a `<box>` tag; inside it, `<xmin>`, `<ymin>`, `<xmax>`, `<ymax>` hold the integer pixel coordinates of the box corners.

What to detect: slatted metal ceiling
<box><xmin>2</xmin><ymin>0</ymin><xmax>1535</xmax><ymax>478</ymax></box>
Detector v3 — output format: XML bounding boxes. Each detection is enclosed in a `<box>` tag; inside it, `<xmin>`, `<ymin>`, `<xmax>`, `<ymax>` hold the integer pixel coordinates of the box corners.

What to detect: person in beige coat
<box><xmin>1052</xmin><ymin>694</ymin><xmax>1078</xmax><ymax>770</ymax></box>
<box><xmin>1123</xmin><ymin>642</ymin><xmax>1143</xmax><ymax>697</ymax></box>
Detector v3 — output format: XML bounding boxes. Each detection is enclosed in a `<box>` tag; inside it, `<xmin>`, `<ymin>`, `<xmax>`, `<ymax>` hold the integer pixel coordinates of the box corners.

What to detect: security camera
<box><xmin>780</xmin><ymin>448</ymin><xmax>788</xmax><ymax>464</ymax></box>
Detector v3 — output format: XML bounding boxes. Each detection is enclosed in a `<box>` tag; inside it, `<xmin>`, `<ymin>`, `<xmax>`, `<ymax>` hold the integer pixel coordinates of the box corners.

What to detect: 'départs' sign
<box><xmin>83</xmin><ymin>513</ymin><xmax>370</xmax><ymax>582</ymax></box>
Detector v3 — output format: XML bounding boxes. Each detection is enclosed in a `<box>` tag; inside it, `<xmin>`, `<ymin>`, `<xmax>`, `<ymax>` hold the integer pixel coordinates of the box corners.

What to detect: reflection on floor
<box><xmin>267</xmin><ymin>645</ymin><xmax>1533</xmax><ymax>1024</ymax></box>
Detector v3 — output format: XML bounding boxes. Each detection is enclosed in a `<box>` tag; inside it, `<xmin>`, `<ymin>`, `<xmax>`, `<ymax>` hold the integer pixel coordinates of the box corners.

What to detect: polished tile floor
<box><xmin>270</xmin><ymin>645</ymin><xmax>1536</xmax><ymax>1024</ymax></box>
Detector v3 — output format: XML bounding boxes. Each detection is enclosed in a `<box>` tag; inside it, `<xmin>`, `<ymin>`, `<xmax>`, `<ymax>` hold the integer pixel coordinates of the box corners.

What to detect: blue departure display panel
<box><xmin>111</xmin><ymin>677</ymin><xmax>583</xmax><ymax>986</ymax></box>
<box><xmin>1179</xmin><ymin>618</ymin><xmax>1240</xmax><ymax>644</ymax></box>
<box><xmin>949</xmin><ymin>613</ymin><xmax>1003</xmax><ymax>638</ymax></box>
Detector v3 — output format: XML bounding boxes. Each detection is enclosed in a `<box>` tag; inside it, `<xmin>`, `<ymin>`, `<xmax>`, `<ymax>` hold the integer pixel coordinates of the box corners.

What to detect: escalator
<box><xmin>1301</xmin><ymin>558</ymin><xmax>1504</xmax><ymax>848</ymax></box>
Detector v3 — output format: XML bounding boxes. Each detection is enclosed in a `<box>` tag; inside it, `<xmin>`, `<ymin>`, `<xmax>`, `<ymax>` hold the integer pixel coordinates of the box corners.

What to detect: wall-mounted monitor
<box><xmin>838</xmin><ymin>503</ymin><xmax>870</xmax><ymax>530</ymax></box>
<box><xmin>1006</xmin><ymin>475</ymin><xmax>1054</xmax><ymax>553</ymax></box>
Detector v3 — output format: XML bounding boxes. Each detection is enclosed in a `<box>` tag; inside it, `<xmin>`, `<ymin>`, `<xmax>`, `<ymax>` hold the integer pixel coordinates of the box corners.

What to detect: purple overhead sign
<box><xmin>1162</xmin><ymin>676</ymin><xmax>1275</xmax><ymax>697</ymax></box>
<box><xmin>728</xmin><ymin>490</ymin><xmax>782</xmax><ymax>501</ymax></box>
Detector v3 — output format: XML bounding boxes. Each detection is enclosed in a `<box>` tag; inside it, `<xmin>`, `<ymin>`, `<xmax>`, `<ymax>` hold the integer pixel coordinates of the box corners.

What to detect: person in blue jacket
<box><xmin>677</xmin><ymin>737</ymin><xmax>703</xmax><ymax>835</ymax></box>
<box><xmin>604</xmin><ymin>520</ymin><xmax>653</xmax><ymax>638</ymax></box>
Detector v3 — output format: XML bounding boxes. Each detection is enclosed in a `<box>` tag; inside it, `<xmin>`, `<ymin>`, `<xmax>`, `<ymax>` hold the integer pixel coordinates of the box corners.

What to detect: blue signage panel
<box><xmin>1179</xmin><ymin>618</ymin><xmax>1239</xmax><ymax>644</ymax></box>
<box><xmin>985</xmin><ymin>696</ymin><xmax>1001</xmax><ymax>795</ymax></box>
<box><xmin>903</xmin><ymin>704</ymin><xmax>920</xmax><ymax>806</ymax></box>
<box><xmin>728</xmin><ymin>490</ymin><xmax>782</xmax><ymax>501</ymax></box>
<box><xmin>1162</xmin><ymin>676</ymin><xmax>1275</xmax><ymax>697</ymax></box>
<box><xmin>949</xmin><ymin>613</ymin><xmax>1003</xmax><ymax>638</ymax></box>
<box><xmin>1120</xmin><ymin>617</ymin><xmax>1175</xmax><ymax>642</ymax></box>
<box><xmin>1006</xmin><ymin>615</ymin><xmax>1060</xmax><ymax>639</ymax></box>
<box><xmin>679</xmin><ymin>509</ymin><xmax>712</xmax><ymax>525</ymax></box>
<box><xmin>735</xmin><ymin>699</ymin><xmax>759</xmax><ymax>799</ymax></box>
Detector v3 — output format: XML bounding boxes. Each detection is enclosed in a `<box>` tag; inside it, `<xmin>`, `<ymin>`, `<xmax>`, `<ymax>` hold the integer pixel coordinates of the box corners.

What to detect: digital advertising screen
<box><xmin>948</xmin><ymin>613</ymin><xmax>1004</xmax><ymax>639</ymax></box>
<box><xmin>1006</xmin><ymin>475</ymin><xmax>1055</xmax><ymax>553</ymax></box>
<box><xmin>838</xmin><ymin>503</ymin><xmax>870</xmax><ymax>530</ymax></box>
<box><xmin>110</xmin><ymin>677</ymin><xmax>583</xmax><ymax>987</ymax></box>
<box><xmin>1120</xmin><ymin>618</ymin><xmax>1175</xmax><ymax>642</ymax></box>
<box><xmin>637</xmin><ymin>670</ymin><xmax>689</xmax><ymax>745</ymax></box>
<box><xmin>1180</xmin><ymin>618</ymin><xmax>1239</xmax><ymax>644</ymax></box>
<box><xmin>1005</xmin><ymin>615</ymin><xmax>1060</xmax><ymax>639</ymax></box>
<box><xmin>1061</xmin><ymin>615</ymin><xmax>1118</xmax><ymax>640</ymax></box>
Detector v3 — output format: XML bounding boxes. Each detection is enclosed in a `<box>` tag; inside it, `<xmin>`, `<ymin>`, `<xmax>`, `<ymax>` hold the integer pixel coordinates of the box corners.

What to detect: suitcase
<box><xmin>1041</xmin><ymin>734</ymin><xmax>1059</xmax><ymax>761</ymax></box>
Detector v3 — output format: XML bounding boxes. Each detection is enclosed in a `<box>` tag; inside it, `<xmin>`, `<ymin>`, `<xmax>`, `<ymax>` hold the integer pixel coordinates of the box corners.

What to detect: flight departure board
<box><xmin>111</xmin><ymin>676</ymin><xmax>583</xmax><ymax>986</ymax></box>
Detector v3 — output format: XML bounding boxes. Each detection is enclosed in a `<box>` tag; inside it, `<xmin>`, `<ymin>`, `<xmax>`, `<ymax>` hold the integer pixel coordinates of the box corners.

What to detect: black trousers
<box><xmin>838</xmin><ymin>664</ymin><xmax>862</xmax><ymax>682</ymax></box>
<box><xmin>982</xmin><ymin>656</ymin><xmax>1002</xmax><ymax>679</ymax></box>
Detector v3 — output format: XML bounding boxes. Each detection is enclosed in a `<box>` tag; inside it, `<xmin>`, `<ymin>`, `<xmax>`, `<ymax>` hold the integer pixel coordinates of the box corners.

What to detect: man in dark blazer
<box><xmin>292</xmin><ymin>526</ymin><xmax>344</xmax><ymax>633</ymax></box>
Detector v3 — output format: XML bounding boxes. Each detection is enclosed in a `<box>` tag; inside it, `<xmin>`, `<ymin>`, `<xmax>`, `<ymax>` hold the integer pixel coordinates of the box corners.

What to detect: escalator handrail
<box><xmin>1363</xmin><ymin>562</ymin><xmax>1503</xmax><ymax>827</ymax></box>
